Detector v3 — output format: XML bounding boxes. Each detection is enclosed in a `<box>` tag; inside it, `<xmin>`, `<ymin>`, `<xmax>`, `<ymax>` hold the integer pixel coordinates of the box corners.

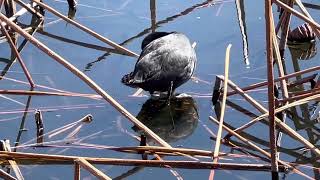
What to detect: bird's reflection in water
<box><xmin>132</xmin><ymin>95</ymin><xmax>199</xmax><ymax>144</ymax></box>
<box><xmin>288</xmin><ymin>40</ymin><xmax>317</xmax><ymax>61</ymax></box>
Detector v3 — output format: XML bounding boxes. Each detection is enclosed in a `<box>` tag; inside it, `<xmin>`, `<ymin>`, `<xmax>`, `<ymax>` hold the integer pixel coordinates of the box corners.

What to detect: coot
<box><xmin>122</xmin><ymin>31</ymin><xmax>197</xmax><ymax>99</ymax></box>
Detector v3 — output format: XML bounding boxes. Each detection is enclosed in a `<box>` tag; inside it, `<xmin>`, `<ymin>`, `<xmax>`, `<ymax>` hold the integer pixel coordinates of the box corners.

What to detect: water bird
<box><xmin>121</xmin><ymin>31</ymin><xmax>197</xmax><ymax>100</ymax></box>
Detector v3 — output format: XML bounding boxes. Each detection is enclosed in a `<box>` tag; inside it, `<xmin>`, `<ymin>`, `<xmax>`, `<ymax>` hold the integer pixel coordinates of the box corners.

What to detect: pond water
<box><xmin>0</xmin><ymin>0</ymin><xmax>319</xmax><ymax>179</ymax></box>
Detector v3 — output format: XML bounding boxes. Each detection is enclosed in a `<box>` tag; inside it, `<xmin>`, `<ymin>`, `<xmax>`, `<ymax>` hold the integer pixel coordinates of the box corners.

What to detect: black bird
<box><xmin>122</xmin><ymin>32</ymin><xmax>197</xmax><ymax>99</ymax></box>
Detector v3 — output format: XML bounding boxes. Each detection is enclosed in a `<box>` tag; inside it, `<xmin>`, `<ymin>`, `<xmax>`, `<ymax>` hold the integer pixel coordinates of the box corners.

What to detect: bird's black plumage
<box><xmin>122</xmin><ymin>32</ymin><xmax>196</xmax><ymax>96</ymax></box>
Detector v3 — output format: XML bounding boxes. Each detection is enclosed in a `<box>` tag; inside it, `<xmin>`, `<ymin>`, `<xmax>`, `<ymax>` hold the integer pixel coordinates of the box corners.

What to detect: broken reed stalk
<box><xmin>0</xmin><ymin>13</ymin><xmax>171</xmax><ymax>148</ymax></box>
<box><xmin>150</xmin><ymin>0</ymin><xmax>156</xmax><ymax>32</ymax></box>
<box><xmin>75</xmin><ymin>158</ymin><xmax>112</xmax><ymax>180</ymax></box>
<box><xmin>0</xmin><ymin>151</ymin><xmax>287</xmax><ymax>172</ymax></box>
<box><xmin>0</xmin><ymin>22</ymin><xmax>35</xmax><ymax>88</ymax></box>
<box><xmin>0</xmin><ymin>169</ymin><xmax>17</xmax><ymax>180</ymax></box>
<box><xmin>219</xmin><ymin>77</ymin><xmax>320</xmax><ymax>157</ymax></box>
<box><xmin>29</xmin><ymin>0</ymin><xmax>139</xmax><ymax>57</ymax></box>
<box><xmin>0</xmin><ymin>140</ymin><xmax>24</xmax><ymax>180</ymax></box>
<box><xmin>265</xmin><ymin>0</ymin><xmax>279</xmax><ymax>176</ymax></box>
<box><xmin>210</xmin><ymin>44</ymin><xmax>232</xmax><ymax>179</ymax></box>
<box><xmin>16</xmin><ymin>114</ymin><xmax>92</xmax><ymax>148</ymax></box>
<box><xmin>35</xmin><ymin>110</ymin><xmax>44</xmax><ymax>144</ymax></box>
<box><xmin>227</xmin><ymin>66</ymin><xmax>320</xmax><ymax>96</ymax></box>
<box><xmin>273</xmin><ymin>0</ymin><xmax>320</xmax><ymax>30</ymax></box>
<box><xmin>209</xmin><ymin>116</ymin><xmax>313</xmax><ymax>180</ymax></box>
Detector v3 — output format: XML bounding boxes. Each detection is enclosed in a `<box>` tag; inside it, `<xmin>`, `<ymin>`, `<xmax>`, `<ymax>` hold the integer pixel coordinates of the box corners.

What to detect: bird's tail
<box><xmin>121</xmin><ymin>72</ymin><xmax>139</xmax><ymax>88</ymax></box>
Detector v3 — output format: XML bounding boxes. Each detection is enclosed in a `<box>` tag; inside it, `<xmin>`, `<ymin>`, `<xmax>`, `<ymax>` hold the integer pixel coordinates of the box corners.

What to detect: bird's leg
<box><xmin>169</xmin><ymin>105</ymin><xmax>175</xmax><ymax>131</ymax></box>
<box><xmin>166</xmin><ymin>81</ymin><xmax>174</xmax><ymax>105</ymax></box>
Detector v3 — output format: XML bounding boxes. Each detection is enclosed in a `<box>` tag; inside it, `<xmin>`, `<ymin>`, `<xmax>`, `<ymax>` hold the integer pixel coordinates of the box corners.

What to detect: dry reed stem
<box><xmin>275</xmin><ymin>8</ymin><xmax>287</xmax><ymax>34</ymax></box>
<box><xmin>37</xmin><ymin>30</ymin><xmax>126</xmax><ymax>55</ymax></box>
<box><xmin>270</xmin><ymin>1</ymin><xmax>290</xmax><ymax>171</ymax></box>
<box><xmin>210</xmin><ymin>44</ymin><xmax>232</xmax><ymax>179</ymax></box>
<box><xmin>279</xmin><ymin>89</ymin><xmax>320</xmax><ymax>103</ymax></box>
<box><xmin>75</xmin><ymin>158</ymin><xmax>112</xmax><ymax>180</ymax></box>
<box><xmin>112</xmin><ymin>146</ymin><xmax>223</xmax><ymax>158</ymax></box>
<box><xmin>0</xmin><ymin>22</ymin><xmax>35</xmax><ymax>88</ymax></box>
<box><xmin>294</xmin><ymin>0</ymin><xmax>320</xmax><ymax>38</ymax></box>
<box><xmin>0</xmin><ymin>76</ymin><xmax>101</xmax><ymax>101</ymax></box>
<box><xmin>272</xmin><ymin>12</ymin><xmax>289</xmax><ymax>99</ymax></box>
<box><xmin>273</xmin><ymin>0</ymin><xmax>320</xmax><ymax>30</ymax></box>
<box><xmin>47</xmin><ymin>114</ymin><xmax>90</xmax><ymax>138</ymax></box>
<box><xmin>74</xmin><ymin>162</ymin><xmax>80</xmax><ymax>180</ymax></box>
<box><xmin>0</xmin><ymin>140</ymin><xmax>24</xmax><ymax>180</ymax></box>
<box><xmin>0</xmin><ymin>13</ymin><xmax>171</xmax><ymax>148</ymax></box>
<box><xmin>0</xmin><ymin>17</ymin><xmax>43</xmax><ymax>83</ymax></box>
<box><xmin>30</xmin><ymin>0</ymin><xmax>139</xmax><ymax>57</ymax></box>
<box><xmin>278</xmin><ymin>0</ymin><xmax>293</xmax><ymax>54</ymax></box>
<box><xmin>219</xmin><ymin>77</ymin><xmax>320</xmax><ymax>157</ymax></box>
<box><xmin>13</xmin><ymin>0</ymin><xmax>42</xmax><ymax>18</ymax></box>
<box><xmin>0</xmin><ymin>89</ymin><xmax>100</xmax><ymax>98</ymax></box>
<box><xmin>0</xmin><ymin>151</ymin><xmax>287</xmax><ymax>172</ymax></box>
<box><xmin>227</xmin><ymin>66</ymin><xmax>320</xmax><ymax>96</ymax></box>
<box><xmin>287</xmin><ymin>74</ymin><xmax>317</xmax><ymax>88</ymax></box>
<box><xmin>230</xmin><ymin>92</ymin><xmax>320</xmax><ymax>136</ymax></box>
<box><xmin>0</xmin><ymin>169</ymin><xmax>16</xmax><ymax>180</ymax></box>
<box><xmin>209</xmin><ymin>116</ymin><xmax>314</xmax><ymax>180</ymax></box>
<box><xmin>17</xmin><ymin>114</ymin><xmax>92</xmax><ymax>147</ymax></box>
<box><xmin>265</xmin><ymin>0</ymin><xmax>278</xmax><ymax>173</ymax></box>
<box><xmin>1</xmin><ymin>0</ymin><xmax>33</xmax><ymax>26</ymax></box>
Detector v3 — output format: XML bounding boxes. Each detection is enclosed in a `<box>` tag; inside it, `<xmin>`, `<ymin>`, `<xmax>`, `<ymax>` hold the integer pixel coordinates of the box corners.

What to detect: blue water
<box><xmin>0</xmin><ymin>0</ymin><xmax>319</xmax><ymax>179</ymax></box>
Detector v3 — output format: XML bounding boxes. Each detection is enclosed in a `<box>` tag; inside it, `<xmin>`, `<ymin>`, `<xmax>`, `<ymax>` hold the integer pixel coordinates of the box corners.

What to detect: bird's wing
<box><xmin>131</xmin><ymin>49</ymin><xmax>169</xmax><ymax>83</ymax></box>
